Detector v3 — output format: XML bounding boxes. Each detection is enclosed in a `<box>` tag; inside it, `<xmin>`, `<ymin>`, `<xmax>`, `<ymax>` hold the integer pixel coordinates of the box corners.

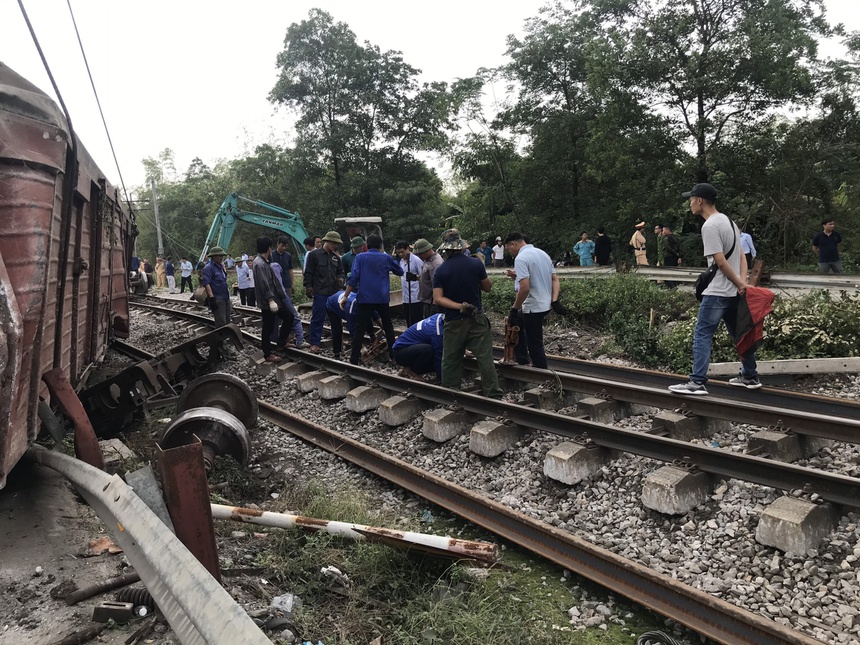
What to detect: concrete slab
<box><xmin>99</xmin><ymin>438</ymin><xmax>136</xmax><ymax>474</ymax></box>
<box><xmin>255</xmin><ymin>357</ymin><xmax>276</xmax><ymax>377</ymax></box>
<box><xmin>756</xmin><ymin>496</ymin><xmax>837</xmax><ymax>555</ymax></box>
<box><xmin>248</xmin><ymin>350</ymin><xmax>264</xmax><ymax>367</ymax></box>
<box><xmin>296</xmin><ymin>370</ymin><xmax>329</xmax><ymax>393</ymax></box>
<box><xmin>318</xmin><ymin>375</ymin><xmax>354</xmax><ymax>400</ymax></box>
<box><xmin>651</xmin><ymin>411</ymin><xmax>710</xmax><ymax>441</ymax></box>
<box><xmin>709</xmin><ymin>357</ymin><xmax>860</xmax><ymax>376</ymax></box>
<box><xmin>345</xmin><ymin>386</ymin><xmax>390</xmax><ymax>413</ymax></box>
<box><xmin>543</xmin><ymin>442</ymin><xmax>608</xmax><ymax>485</ymax></box>
<box><xmin>641</xmin><ymin>466</ymin><xmax>711</xmax><ymax>515</ymax></box>
<box><xmin>276</xmin><ymin>362</ymin><xmax>309</xmax><ymax>383</ymax></box>
<box><xmin>748</xmin><ymin>430</ymin><xmax>802</xmax><ymax>462</ymax></box>
<box><xmin>470</xmin><ymin>419</ymin><xmax>523</xmax><ymax>457</ymax></box>
<box><xmin>422</xmin><ymin>408</ymin><xmax>473</xmax><ymax>443</ymax></box>
<box><xmin>576</xmin><ymin>397</ymin><xmax>628</xmax><ymax>423</ymax></box>
<box><xmin>523</xmin><ymin>388</ymin><xmax>560</xmax><ymax>411</ymax></box>
<box><xmin>378</xmin><ymin>395</ymin><xmax>422</xmax><ymax>427</ymax></box>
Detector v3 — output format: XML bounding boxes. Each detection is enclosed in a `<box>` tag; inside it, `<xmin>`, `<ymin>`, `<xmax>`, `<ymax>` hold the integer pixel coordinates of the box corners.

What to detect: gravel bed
<box><xmin>128</xmin><ymin>308</ymin><xmax>860</xmax><ymax>643</ymax></box>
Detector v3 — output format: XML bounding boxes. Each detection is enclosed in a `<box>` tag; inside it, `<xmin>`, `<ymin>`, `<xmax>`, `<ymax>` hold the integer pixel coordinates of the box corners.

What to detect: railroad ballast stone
<box><xmin>756</xmin><ymin>496</ymin><xmax>839</xmax><ymax>555</ymax></box>
<box><xmin>469</xmin><ymin>419</ymin><xmax>523</xmax><ymax>457</ymax></box>
<box><xmin>641</xmin><ymin>466</ymin><xmax>711</xmax><ymax>515</ymax></box>
<box><xmin>422</xmin><ymin>408</ymin><xmax>473</xmax><ymax>443</ymax></box>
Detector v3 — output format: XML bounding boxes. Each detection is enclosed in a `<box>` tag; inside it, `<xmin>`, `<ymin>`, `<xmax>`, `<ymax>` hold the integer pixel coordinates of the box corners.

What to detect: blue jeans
<box><xmin>691</xmin><ymin>295</ymin><xmax>757</xmax><ymax>384</ymax></box>
<box><xmin>309</xmin><ymin>294</ymin><xmax>330</xmax><ymax>346</ymax></box>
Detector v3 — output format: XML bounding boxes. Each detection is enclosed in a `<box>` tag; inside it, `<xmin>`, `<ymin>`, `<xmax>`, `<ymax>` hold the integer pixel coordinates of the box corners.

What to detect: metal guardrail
<box><xmin>25</xmin><ymin>446</ymin><xmax>269</xmax><ymax>645</ymax></box>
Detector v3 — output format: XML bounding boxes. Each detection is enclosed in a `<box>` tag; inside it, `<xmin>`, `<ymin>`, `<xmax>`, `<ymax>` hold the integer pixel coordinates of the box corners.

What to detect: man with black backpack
<box><xmin>669</xmin><ymin>183</ymin><xmax>760</xmax><ymax>396</ymax></box>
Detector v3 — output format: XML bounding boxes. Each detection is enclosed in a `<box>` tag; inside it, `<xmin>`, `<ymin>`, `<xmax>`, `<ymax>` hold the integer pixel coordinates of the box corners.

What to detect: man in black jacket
<box><xmin>303</xmin><ymin>231</ymin><xmax>344</xmax><ymax>353</ymax></box>
<box><xmin>253</xmin><ymin>237</ymin><xmax>295</xmax><ymax>362</ymax></box>
<box><xmin>594</xmin><ymin>227</ymin><xmax>613</xmax><ymax>266</ymax></box>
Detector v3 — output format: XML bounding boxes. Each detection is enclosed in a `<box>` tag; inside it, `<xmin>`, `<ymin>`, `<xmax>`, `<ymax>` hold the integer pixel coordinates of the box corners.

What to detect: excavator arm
<box><xmin>198</xmin><ymin>193</ymin><xmax>311</xmax><ymax>265</ymax></box>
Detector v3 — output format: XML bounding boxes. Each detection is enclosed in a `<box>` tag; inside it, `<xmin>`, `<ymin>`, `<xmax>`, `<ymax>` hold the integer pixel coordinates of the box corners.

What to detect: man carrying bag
<box><xmin>669</xmin><ymin>183</ymin><xmax>761</xmax><ymax>396</ymax></box>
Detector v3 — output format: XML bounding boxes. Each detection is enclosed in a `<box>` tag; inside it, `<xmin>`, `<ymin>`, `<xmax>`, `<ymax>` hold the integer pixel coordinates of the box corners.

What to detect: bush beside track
<box><xmin>484</xmin><ymin>275</ymin><xmax>860</xmax><ymax>373</ymax></box>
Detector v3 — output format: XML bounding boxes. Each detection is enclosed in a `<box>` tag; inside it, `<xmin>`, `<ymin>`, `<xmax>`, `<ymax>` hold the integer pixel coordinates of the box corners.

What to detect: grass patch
<box><xmin>253</xmin><ymin>479</ymin><xmax>667</xmax><ymax>644</ymax></box>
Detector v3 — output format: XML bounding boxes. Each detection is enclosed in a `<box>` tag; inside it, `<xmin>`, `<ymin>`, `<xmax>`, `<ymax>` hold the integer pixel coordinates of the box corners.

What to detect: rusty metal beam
<box><xmin>42</xmin><ymin>368</ymin><xmax>103</xmax><ymax>469</ymax></box>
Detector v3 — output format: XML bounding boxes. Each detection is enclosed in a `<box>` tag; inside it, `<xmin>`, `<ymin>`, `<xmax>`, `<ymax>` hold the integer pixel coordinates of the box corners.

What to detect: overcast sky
<box><xmin>2</xmin><ymin>0</ymin><xmax>857</xmax><ymax>194</ymax></box>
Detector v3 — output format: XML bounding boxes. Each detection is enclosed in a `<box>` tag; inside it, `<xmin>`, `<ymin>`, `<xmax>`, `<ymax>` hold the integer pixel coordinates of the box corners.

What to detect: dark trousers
<box><xmin>261</xmin><ymin>305</ymin><xmax>294</xmax><ymax>358</ymax></box>
<box><xmin>180</xmin><ymin>276</ymin><xmax>193</xmax><ymax>293</ymax></box>
<box><xmin>351</xmin><ymin>303</ymin><xmax>395</xmax><ymax>365</ymax></box>
<box><xmin>239</xmin><ymin>287</ymin><xmax>256</xmax><ymax>307</ymax></box>
<box><xmin>422</xmin><ymin>303</ymin><xmax>441</xmax><ymax>319</ymax></box>
<box><xmin>329</xmin><ymin>313</ymin><xmax>344</xmax><ymax>356</ymax></box>
<box><xmin>664</xmin><ymin>254</ymin><xmax>680</xmax><ymax>288</ymax></box>
<box><xmin>393</xmin><ymin>343</ymin><xmax>435</xmax><ymax>375</ymax></box>
<box><xmin>745</xmin><ymin>253</ymin><xmax>753</xmax><ymax>268</ymax></box>
<box><xmin>514</xmin><ymin>310</ymin><xmax>549</xmax><ymax>369</ymax></box>
<box><xmin>403</xmin><ymin>302</ymin><xmax>423</xmax><ymax>328</ymax></box>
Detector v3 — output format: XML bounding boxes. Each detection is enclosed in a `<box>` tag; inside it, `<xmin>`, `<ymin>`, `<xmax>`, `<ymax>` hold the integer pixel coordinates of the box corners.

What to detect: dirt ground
<box><xmin>0</xmin><ymin>460</ymin><xmax>163</xmax><ymax>645</ymax></box>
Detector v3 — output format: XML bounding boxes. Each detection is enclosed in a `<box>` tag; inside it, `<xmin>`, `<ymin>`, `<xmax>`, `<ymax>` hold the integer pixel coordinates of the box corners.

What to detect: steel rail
<box><xmin>111</xmin><ymin>338</ymin><xmax>160</xmax><ymax>362</ymax></box>
<box><xmin>132</xmin><ymin>298</ymin><xmax>860</xmax><ymax>425</ymax></box>
<box><xmin>258</xmin><ymin>402</ymin><xmax>824</xmax><ymax>645</ymax></box>
<box><xmin>128</xmin><ymin>302</ymin><xmax>860</xmax><ymax>504</ymax></box>
<box><xmin>25</xmin><ymin>446</ymin><xmax>269</xmax><ymax>645</ymax></box>
<box><xmin>278</xmin><ymin>350</ymin><xmax>860</xmax><ymax>508</ymax></box>
<box><xmin>487</xmin><ymin>361</ymin><xmax>860</xmax><ymax>443</ymax></box>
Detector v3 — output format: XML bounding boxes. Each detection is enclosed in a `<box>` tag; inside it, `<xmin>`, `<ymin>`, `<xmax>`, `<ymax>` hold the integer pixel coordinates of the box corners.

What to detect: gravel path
<box><xmin>129</xmin><ymin>308</ymin><xmax>860</xmax><ymax>644</ymax></box>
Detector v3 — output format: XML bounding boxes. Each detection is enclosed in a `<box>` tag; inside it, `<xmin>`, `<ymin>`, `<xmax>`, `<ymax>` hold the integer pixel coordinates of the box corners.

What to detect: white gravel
<box><xmin>128</xmin><ymin>306</ymin><xmax>860</xmax><ymax>644</ymax></box>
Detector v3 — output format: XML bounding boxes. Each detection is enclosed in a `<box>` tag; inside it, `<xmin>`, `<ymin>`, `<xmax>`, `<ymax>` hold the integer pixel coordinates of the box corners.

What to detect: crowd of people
<box><xmin>131</xmin><ymin>183</ymin><xmax>846</xmax><ymax>399</ymax></box>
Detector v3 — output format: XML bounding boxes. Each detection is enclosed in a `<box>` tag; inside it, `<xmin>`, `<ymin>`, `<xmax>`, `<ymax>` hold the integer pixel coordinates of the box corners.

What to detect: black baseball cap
<box><xmin>682</xmin><ymin>183</ymin><xmax>717</xmax><ymax>201</ymax></box>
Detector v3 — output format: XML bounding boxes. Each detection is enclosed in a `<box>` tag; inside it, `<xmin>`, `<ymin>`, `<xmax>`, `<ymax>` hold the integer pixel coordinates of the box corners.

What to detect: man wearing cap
<box><xmin>629</xmin><ymin>222</ymin><xmax>648</xmax><ymax>265</ymax></box>
<box><xmin>341</xmin><ymin>236</ymin><xmax>366</xmax><ymax>276</ymax></box>
<box><xmin>414</xmin><ymin>238</ymin><xmax>443</xmax><ymax>318</ymax></box>
<box><xmin>201</xmin><ymin>246</ymin><xmax>231</xmax><ymax>327</ymax></box>
<box><xmin>395</xmin><ymin>241</ymin><xmax>424</xmax><ymax>327</ymax></box>
<box><xmin>669</xmin><ymin>183</ymin><xmax>760</xmax><ymax>396</ymax></box>
<box><xmin>340</xmin><ymin>234</ymin><xmax>402</xmax><ymax>365</ymax></box>
<box><xmin>505</xmin><ymin>232</ymin><xmax>562</xmax><ymax>369</ymax></box>
<box><xmin>491</xmin><ymin>237</ymin><xmax>505</xmax><ymax>268</ymax></box>
<box><xmin>304</xmin><ymin>231</ymin><xmax>345</xmax><ymax>353</ymax></box>
<box><xmin>433</xmin><ymin>229</ymin><xmax>503</xmax><ymax>399</ymax></box>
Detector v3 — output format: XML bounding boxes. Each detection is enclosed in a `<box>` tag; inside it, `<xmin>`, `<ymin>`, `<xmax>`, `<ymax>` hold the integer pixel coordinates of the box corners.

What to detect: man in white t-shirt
<box><xmin>491</xmin><ymin>237</ymin><xmax>505</xmax><ymax>267</ymax></box>
<box><xmin>504</xmin><ymin>232</ymin><xmax>562</xmax><ymax>369</ymax></box>
<box><xmin>669</xmin><ymin>183</ymin><xmax>760</xmax><ymax>396</ymax></box>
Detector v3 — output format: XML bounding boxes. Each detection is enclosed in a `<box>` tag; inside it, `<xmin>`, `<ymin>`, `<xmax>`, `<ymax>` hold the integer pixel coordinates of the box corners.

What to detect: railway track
<box><xmin>124</xmin><ymin>299</ymin><xmax>860</xmax><ymax>645</ymax></box>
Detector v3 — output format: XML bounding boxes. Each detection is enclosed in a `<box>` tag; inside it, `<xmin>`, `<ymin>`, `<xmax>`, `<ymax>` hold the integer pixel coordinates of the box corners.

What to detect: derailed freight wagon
<box><xmin>0</xmin><ymin>62</ymin><xmax>133</xmax><ymax>488</ymax></box>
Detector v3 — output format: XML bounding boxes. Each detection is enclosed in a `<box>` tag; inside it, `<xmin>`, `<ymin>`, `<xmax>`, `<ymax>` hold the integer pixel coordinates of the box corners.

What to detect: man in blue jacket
<box><xmin>392</xmin><ymin>314</ymin><xmax>444</xmax><ymax>380</ymax></box>
<box><xmin>340</xmin><ymin>234</ymin><xmax>402</xmax><ymax>365</ymax></box>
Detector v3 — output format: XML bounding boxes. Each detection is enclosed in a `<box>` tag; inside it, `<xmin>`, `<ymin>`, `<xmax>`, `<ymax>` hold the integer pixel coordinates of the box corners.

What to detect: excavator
<box><xmin>198</xmin><ymin>193</ymin><xmax>311</xmax><ymax>265</ymax></box>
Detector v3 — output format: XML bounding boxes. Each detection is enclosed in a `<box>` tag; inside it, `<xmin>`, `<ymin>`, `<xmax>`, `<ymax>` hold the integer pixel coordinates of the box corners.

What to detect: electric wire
<box><xmin>64</xmin><ymin>0</ymin><xmax>135</xmax><ymax>221</ymax></box>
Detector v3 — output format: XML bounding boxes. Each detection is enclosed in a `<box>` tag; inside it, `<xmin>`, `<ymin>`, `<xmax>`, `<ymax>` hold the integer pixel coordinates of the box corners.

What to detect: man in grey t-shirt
<box><xmin>669</xmin><ymin>183</ymin><xmax>760</xmax><ymax>395</ymax></box>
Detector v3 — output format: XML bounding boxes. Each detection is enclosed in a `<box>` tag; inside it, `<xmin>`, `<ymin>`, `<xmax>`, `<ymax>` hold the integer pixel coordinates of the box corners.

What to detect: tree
<box><xmin>625</xmin><ymin>0</ymin><xmax>831</xmax><ymax>181</ymax></box>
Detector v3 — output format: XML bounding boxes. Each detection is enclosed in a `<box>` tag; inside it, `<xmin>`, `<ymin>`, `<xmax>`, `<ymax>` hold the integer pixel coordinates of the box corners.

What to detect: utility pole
<box><xmin>151</xmin><ymin>178</ymin><xmax>165</xmax><ymax>257</ymax></box>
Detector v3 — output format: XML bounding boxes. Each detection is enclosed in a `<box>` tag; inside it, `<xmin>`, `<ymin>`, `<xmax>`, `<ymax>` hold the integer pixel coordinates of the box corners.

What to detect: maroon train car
<box><xmin>0</xmin><ymin>62</ymin><xmax>133</xmax><ymax>488</ymax></box>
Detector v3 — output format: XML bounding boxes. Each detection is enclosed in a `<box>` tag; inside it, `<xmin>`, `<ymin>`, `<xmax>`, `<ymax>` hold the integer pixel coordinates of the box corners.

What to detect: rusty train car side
<box><xmin>0</xmin><ymin>62</ymin><xmax>133</xmax><ymax>488</ymax></box>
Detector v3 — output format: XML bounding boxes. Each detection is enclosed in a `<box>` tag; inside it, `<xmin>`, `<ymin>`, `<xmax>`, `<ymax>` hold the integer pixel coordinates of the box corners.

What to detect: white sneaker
<box><xmin>668</xmin><ymin>381</ymin><xmax>708</xmax><ymax>396</ymax></box>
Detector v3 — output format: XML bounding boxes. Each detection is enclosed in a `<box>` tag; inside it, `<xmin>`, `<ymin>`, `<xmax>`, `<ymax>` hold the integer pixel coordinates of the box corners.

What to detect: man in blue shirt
<box><xmin>392</xmin><ymin>313</ymin><xmax>444</xmax><ymax>380</ymax></box>
<box><xmin>340</xmin><ymin>234</ymin><xmax>402</xmax><ymax>365</ymax></box>
<box><xmin>573</xmin><ymin>232</ymin><xmax>595</xmax><ymax>266</ymax></box>
<box><xmin>432</xmin><ymin>229</ymin><xmax>502</xmax><ymax>398</ymax></box>
<box><xmin>201</xmin><ymin>246</ymin><xmax>231</xmax><ymax>327</ymax></box>
<box><xmin>270</xmin><ymin>236</ymin><xmax>294</xmax><ymax>294</ymax></box>
<box><xmin>164</xmin><ymin>257</ymin><xmax>176</xmax><ymax>294</ymax></box>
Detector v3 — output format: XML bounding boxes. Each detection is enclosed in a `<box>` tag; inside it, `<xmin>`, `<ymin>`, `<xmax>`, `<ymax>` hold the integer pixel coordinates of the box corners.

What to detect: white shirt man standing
<box><xmin>395</xmin><ymin>241</ymin><xmax>424</xmax><ymax>327</ymax></box>
<box><xmin>504</xmin><ymin>232</ymin><xmax>562</xmax><ymax>369</ymax></box>
<box><xmin>491</xmin><ymin>237</ymin><xmax>505</xmax><ymax>267</ymax></box>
